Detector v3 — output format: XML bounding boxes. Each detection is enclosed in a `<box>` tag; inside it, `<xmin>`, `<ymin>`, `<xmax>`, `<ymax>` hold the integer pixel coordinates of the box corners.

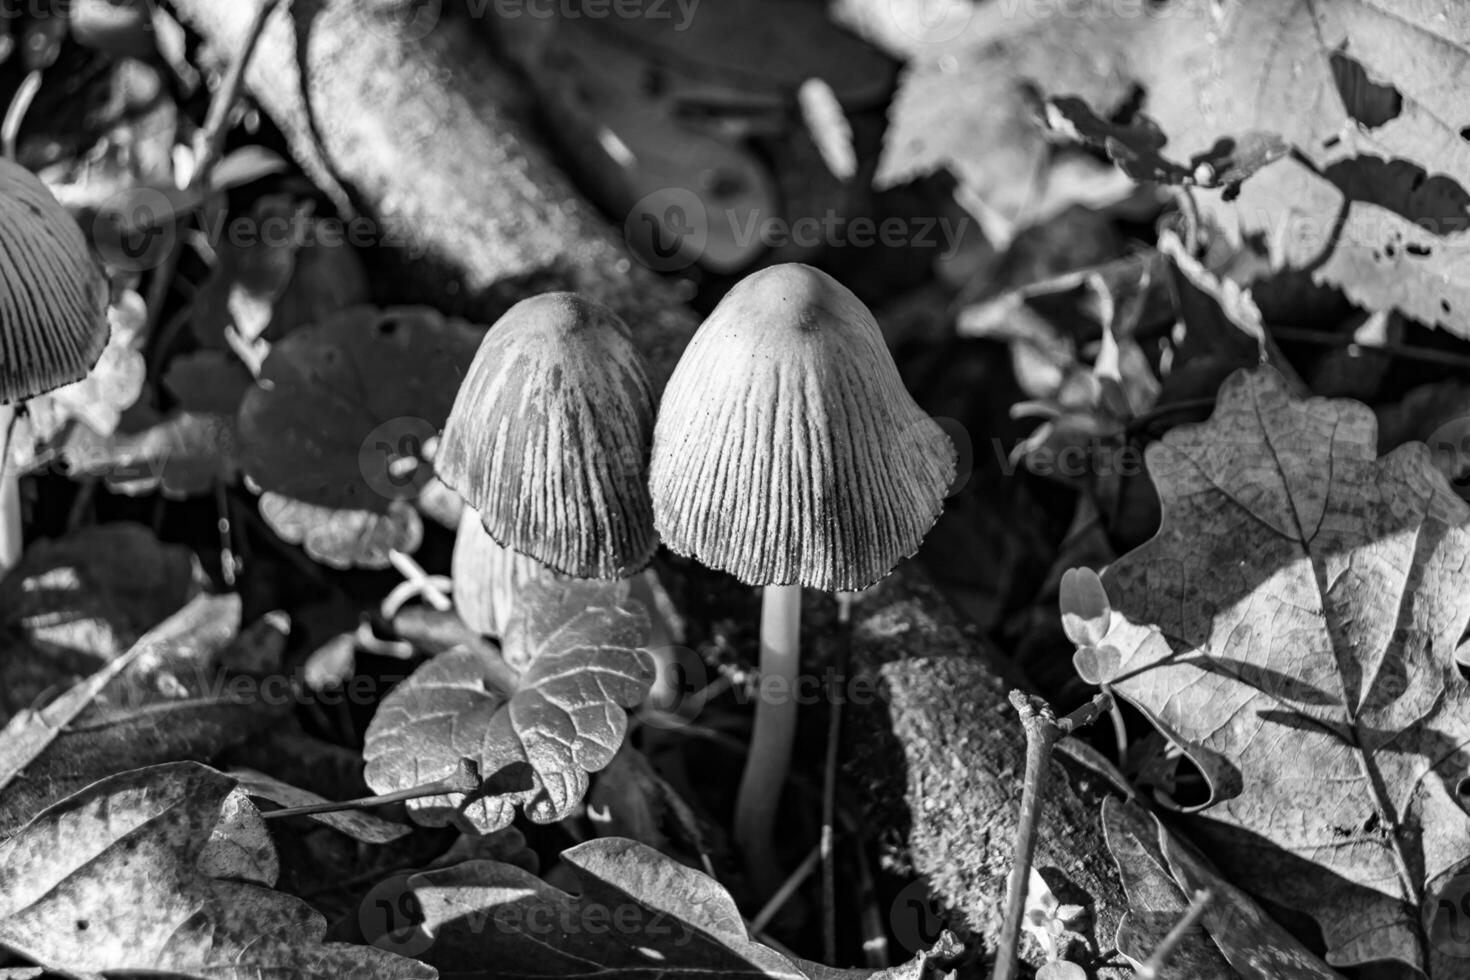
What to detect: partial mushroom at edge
<box><xmin>0</xmin><ymin>157</ymin><xmax>111</xmax><ymax>572</ymax></box>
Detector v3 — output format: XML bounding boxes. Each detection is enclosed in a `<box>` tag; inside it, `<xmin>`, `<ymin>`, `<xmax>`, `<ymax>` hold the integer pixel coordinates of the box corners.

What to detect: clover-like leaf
<box><xmin>363</xmin><ymin>579</ymin><xmax>654</xmax><ymax>833</ymax></box>
<box><xmin>1086</xmin><ymin>365</ymin><xmax>1470</xmax><ymax>976</ymax></box>
<box><xmin>0</xmin><ymin>762</ymin><xmax>435</xmax><ymax>979</ymax></box>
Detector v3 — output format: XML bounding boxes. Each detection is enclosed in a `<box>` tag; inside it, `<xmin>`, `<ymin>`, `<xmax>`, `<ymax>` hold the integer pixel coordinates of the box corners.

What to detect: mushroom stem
<box><xmin>734</xmin><ymin>581</ymin><xmax>802</xmax><ymax>895</ymax></box>
<box><xmin>0</xmin><ymin>403</ymin><xmax>19</xmax><ymax>573</ymax></box>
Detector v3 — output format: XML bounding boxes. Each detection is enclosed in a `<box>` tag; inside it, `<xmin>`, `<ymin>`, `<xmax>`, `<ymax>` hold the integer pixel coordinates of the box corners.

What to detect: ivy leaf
<box><xmin>238</xmin><ymin>306</ymin><xmax>482</xmax><ymax>568</ymax></box>
<box><xmin>1082</xmin><ymin>366</ymin><xmax>1470</xmax><ymax>976</ymax></box>
<box><xmin>363</xmin><ymin>579</ymin><xmax>654</xmax><ymax>833</ymax></box>
<box><xmin>0</xmin><ymin>762</ymin><xmax>434</xmax><ymax>979</ymax></box>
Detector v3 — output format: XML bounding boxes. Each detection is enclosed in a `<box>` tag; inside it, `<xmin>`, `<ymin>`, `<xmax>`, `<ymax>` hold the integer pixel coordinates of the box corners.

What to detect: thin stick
<box><xmin>1270</xmin><ymin>325</ymin><xmax>1470</xmax><ymax>372</ymax></box>
<box><xmin>749</xmin><ymin>842</ymin><xmax>823</xmax><ymax>934</ymax></box>
<box><xmin>990</xmin><ymin>692</ymin><xmax>1113</xmax><ymax>980</ymax></box>
<box><xmin>193</xmin><ymin>0</ymin><xmax>284</xmax><ymax>181</ymax></box>
<box><xmin>1137</xmin><ymin>889</ymin><xmax>1213</xmax><ymax>980</ymax></box>
<box><xmin>142</xmin><ymin>0</ymin><xmax>284</xmax><ymax>353</ymax></box>
<box><xmin>261</xmin><ymin>764</ymin><xmax>479</xmax><ymax>821</ymax></box>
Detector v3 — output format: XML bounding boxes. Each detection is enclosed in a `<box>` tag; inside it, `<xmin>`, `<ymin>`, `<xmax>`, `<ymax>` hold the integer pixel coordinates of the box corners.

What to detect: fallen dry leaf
<box><xmin>1077</xmin><ymin>366</ymin><xmax>1470</xmax><ymax>975</ymax></box>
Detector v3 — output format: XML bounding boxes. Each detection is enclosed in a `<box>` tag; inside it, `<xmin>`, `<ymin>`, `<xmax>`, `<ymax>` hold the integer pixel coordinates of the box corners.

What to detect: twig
<box><xmin>1136</xmin><ymin>888</ymin><xmax>1213</xmax><ymax>979</ymax></box>
<box><xmin>991</xmin><ymin>691</ymin><xmax>1113</xmax><ymax>980</ymax></box>
<box><xmin>143</xmin><ymin>0</ymin><xmax>284</xmax><ymax>349</ymax></box>
<box><xmin>192</xmin><ymin>0</ymin><xmax>284</xmax><ymax>181</ymax></box>
<box><xmin>1270</xmin><ymin>324</ymin><xmax>1470</xmax><ymax>372</ymax></box>
<box><xmin>260</xmin><ymin>759</ymin><xmax>479</xmax><ymax>820</ymax></box>
<box><xmin>750</xmin><ymin>842</ymin><xmax>823</xmax><ymax>934</ymax></box>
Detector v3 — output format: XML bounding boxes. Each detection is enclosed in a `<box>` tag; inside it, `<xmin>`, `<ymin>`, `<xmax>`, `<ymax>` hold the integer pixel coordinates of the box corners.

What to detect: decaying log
<box><xmin>164</xmin><ymin>0</ymin><xmax>1129</xmax><ymax>966</ymax></box>
<box><xmin>164</xmin><ymin>0</ymin><xmax>692</xmax><ymax>388</ymax></box>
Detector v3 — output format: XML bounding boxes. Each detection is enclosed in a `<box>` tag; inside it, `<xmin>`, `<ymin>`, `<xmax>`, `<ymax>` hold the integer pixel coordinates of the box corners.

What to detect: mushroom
<box><xmin>437</xmin><ymin>289</ymin><xmax>658</xmax><ymax>584</ymax></box>
<box><xmin>650</xmin><ymin>263</ymin><xmax>955</xmax><ymax>889</ymax></box>
<box><xmin>451</xmin><ymin>502</ymin><xmax>565</xmax><ymax>654</ymax></box>
<box><xmin>0</xmin><ymin>158</ymin><xmax>110</xmax><ymax>572</ymax></box>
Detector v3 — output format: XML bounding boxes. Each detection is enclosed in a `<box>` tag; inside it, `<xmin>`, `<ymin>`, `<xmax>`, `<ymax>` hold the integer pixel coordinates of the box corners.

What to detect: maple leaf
<box><xmin>363</xmin><ymin>579</ymin><xmax>655</xmax><ymax>833</ymax></box>
<box><xmin>1076</xmin><ymin>366</ymin><xmax>1470</xmax><ymax>976</ymax></box>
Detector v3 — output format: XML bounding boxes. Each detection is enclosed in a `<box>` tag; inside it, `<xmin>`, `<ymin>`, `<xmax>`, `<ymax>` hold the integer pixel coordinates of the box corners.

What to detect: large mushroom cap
<box><xmin>651</xmin><ymin>263</ymin><xmax>955</xmax><ymax>592</ymax></box>
<box><xmin>0</xmin><ymin>159</ymin><xmax>109</xmax><ymax>404</ymax></box>
<box><xmin>437</xmin><ymin>292</ymin><xmax>657</xmax><ymax>579</ymax></box>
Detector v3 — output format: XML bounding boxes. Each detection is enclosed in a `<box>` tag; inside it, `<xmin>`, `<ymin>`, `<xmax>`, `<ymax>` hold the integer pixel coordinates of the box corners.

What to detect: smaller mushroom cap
<box><xmin>0</xmin><ymin>159</ymin><xmax>110</xmax><ymax>405</ymax></box>
<box><xmin>452</xmin><ymin>503</ymin><xmax>565</xmax><ymax>648</ymax></box>
<box><xmin>651</xmin><ymin>263</ymin><xmax>955</xmax><ymax>592</ymax></box>
<box><xmin>437</xmin><ymin>293</ymin><xmax>657</xmax><ymax>579</ymax></box>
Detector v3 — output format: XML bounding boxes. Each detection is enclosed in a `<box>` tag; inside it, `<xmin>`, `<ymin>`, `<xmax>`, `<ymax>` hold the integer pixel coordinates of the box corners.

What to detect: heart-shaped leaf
<box><xmin>1084</xmin><ymin>365</ymin><xmax>1470</xmax><ymax>976</ymax></box>
<box><xmin>364</xmin><ymin>579</ymin><xmax>654</xmax><ymax>833</ymax></box>
<box><xmin>0</xmin><ymin>762</ymin><xmax>435</xmax><ymax>979</ymax></box>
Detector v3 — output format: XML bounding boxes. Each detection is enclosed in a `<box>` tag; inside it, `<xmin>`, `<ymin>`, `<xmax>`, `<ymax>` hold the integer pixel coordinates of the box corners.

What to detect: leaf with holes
<box><xmin>873</xmin><ymin>0</ymin><xmax>1470</xmax><ymax>335</ymax></box>
<box><xmin>0</xmin><ymin>762</ymin><xmax>435</xmax><ymax>979</ymax></box>
<box><xmin>237</xmin><ymin>306</ymin><xmax>482</xmax><ymax>567</ymax></box>
<box><xmin>1081</xmin><ymin>366</ymin><xmax>1470</xmax><ymax>977</ymax></box>
<box><xmin>363</xmin><ymin>579</ymin><xmax>654</xmax><ymax>833</ymax></box>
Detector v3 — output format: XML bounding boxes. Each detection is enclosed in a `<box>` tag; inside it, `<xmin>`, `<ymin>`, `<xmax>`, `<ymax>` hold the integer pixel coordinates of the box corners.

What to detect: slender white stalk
<box><xmin>0</xmin><ymin>403</ymin><xmax>20</xmax><ymax>573</ymax></box>
<box><xmin>734</xmin><ymin>582</ymin><xmax>802</xmax><ymax>893</ymax></box>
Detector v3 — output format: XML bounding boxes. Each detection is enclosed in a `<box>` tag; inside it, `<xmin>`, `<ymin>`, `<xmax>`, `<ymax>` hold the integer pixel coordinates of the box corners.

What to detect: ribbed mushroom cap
<box><xmin>0</xmin><ymin>159</ymin><xmax>109</xmax><ymax>405</ymax></box>
<box><xmin>651</xmin><ymin>263</ymin><xmax>955</xmax><ymax>592</ymax></box>
<box><xmin>437</xmin><ymin>293</ymin><xmax>657</xmax><ymax>579</ymax></box>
